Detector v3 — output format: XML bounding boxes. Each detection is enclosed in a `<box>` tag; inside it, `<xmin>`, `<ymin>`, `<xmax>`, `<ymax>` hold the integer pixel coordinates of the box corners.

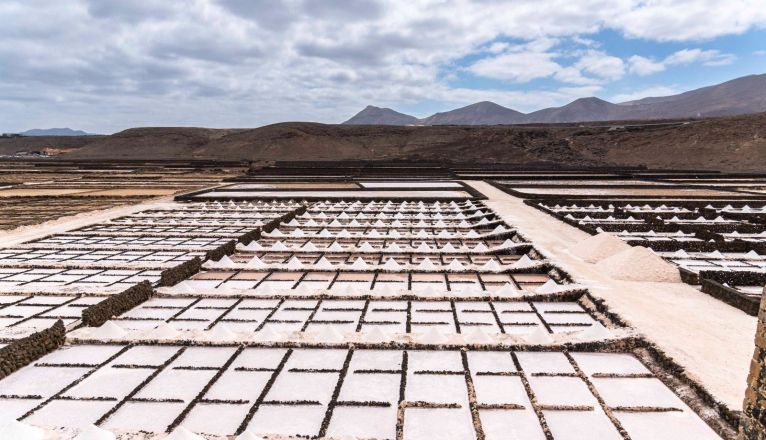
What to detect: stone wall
<box><xmin>0</xmin><ymin>320</ymin><xmax>66</xmax><ymax>380</ymax></box>
<box><xmin>81</xmin><ymin>281</ymin><xmax>154</xmax><ymax>327</ymax></box>
<box><xmin>740</xmin><ymin>293</ymin><xmax>766</xmax><ymax>439</ymax></box>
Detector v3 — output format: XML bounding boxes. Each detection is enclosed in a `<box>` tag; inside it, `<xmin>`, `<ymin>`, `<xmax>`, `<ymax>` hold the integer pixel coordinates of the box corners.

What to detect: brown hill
<box><xmin>60</xmin><ymin>112</ymin><xmax>766</xmax><ymax>172</ymax></box>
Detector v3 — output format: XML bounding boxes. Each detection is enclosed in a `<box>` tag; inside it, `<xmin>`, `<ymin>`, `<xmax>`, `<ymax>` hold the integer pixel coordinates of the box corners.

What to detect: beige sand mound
<box><xmin>570</xmin><ymin>232</ymin><xmax>631</xmax><ymax>263</ymax></box>
<box><xmin>596</xmin><ymin>246</ymin><xmax>681</xmax><ymax>282</ymax></box>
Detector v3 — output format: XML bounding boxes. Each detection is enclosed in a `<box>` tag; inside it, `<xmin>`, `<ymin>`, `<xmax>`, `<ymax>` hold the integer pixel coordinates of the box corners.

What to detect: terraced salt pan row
<box><xmin>0</xmin><ymin>345</ymin><xmax>719</xmax><ymax>440</ymax></box>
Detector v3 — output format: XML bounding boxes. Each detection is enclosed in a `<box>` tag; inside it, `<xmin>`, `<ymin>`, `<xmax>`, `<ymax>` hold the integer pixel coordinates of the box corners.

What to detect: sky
<box><xmin>1</xmin><ymin>0</ymin><xmax>765</xmax><ymax>134</ymax></box>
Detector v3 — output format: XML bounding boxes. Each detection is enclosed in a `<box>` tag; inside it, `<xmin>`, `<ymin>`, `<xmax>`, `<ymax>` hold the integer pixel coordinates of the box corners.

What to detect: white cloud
<box><xmin>575</xmin><ymin>50</ymin><xmax>625</xmax><ymax>80</ymax></box>
<box><xmin>628</xmin><ymin>48</ymin><xmax>736</xmax><ymax>76</ymax></box>
<box><xmin>0</xmin><ymin>0</ymin><xmax>762</xmax><ymax>132</ymax></box>
<box><xmin>468</xmin><ymin>49</ymin><xmax>561</xmax><ymax>83</ymax></box>
<box><xmin>664</xmin><ymin>48</ymin><xmax>736</xmax><ymax>66</ymax></box>
<box><xmin>611</xmin><ymin>85</ymin><xmax>682</xmax><ymax>103</ymax></box>
<box><xmin>628</xmin><ymin>55</ymin><xmax>666</xmax><ymax>75</ymax></box>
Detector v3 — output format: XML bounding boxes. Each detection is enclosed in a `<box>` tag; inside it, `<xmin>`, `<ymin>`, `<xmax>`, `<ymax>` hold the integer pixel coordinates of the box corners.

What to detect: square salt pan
<box><xmin>248</xmin><ymin>404</ymin><xmax>326</xmax><ymax>438</ymax></box>
<box><xmin>339</xmin><ymin>372</ymin><xmax>400</xmax><ymax>403</ymax></box>
<box><xmin>182</xmin><ymin>403</ymin><xmax>251</xmax><ymax>436</ymax></box>
<box><xmin>206</xmin><ymin>370</ymin><xmax>271</xmax><ymax>401</ymax></box>
<box><xmin>480</xmin><ymin>409</ymin><xmax>545</xmax><ymax>440</ymax></box>
<box><xmin>103</xmin><ymin>401</ymin><xmax>186</xmax><ymax>432</ymax></box>
<box><xmin>404</xmin><ymin>407</ymin><xmax>476</xmax><ymax>440</ymax></box>
<box><xmin>528</xmin><ymin>376</ymin><xmax>598</xmax><ymax>407</ymax></box>
<box><xmin>408</xmin><ymin>350</ymin><xmax>463</xmax><ymax>372</ymax></box>
<box><xmin>544</xmin><ymin>409</ymin><xmax>622</xmax><ymax>440</ymax></box>
<box><xmin>326</xmin><ymin>405</ymin><xmax>397</xmax><ymax>439</ymax></box>
<box><xmin>25</xmin><ymin>399</ymin><xmax>113</xmax><ymax>429</ymax></box>
<box><xmin>515</xmin><ymin>352</ymin><xmax>574</xmax><ymax>374</ymax></box>
<box><xmin>406</xmin><ymin>374</ymin><xmax>468</xmax><ymax>405</ymax></box>
<box><xmin>592</xmin><ymin>378</ymin><xmax>686</xmax><ymax>409</ymax></box>
<box><xmin>0</xmin><ymin>366</ymin><xmax>90</xmax><ymax>397</ymax></box>
<box><xmin>571</xmin><ymin>353</ymin><xmax>650</xmax><ymax>376</ymax></box>
<box><xmin>134</xmin><ymin>369</ymin><xmax>217</xmax><ymax>402</ymax></box>
<box><xmin>615</xmin><ymin>410</ymin><xmax>722</xmax><ymax>440</ymax></box>
<box><xmin>266</xmin><ymin>371</ymin><xmax>339</xmax><ymax>404</ymax></box>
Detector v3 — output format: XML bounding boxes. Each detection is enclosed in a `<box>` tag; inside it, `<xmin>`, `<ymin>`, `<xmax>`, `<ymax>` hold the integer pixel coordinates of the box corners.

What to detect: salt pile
<box><xmin>0</xmin><ymin>420</ymin><xmax>44</xmax><ymax>440</ymax></box>
<box><xmin>92</xmin><ymin>320</ymin><xmax>127</xmax><ymax>339</ymax></box>
<box><xmin>173</xmin><ymin>280</ymin><xmax>196</xmax><ymax>293</ymax></box>
<box><xmin>525</xmin><ymin>327</ymin><xmax>553</xmax><ymax>344</ymax></box>
<box><xmin>74</xmin><ymin>424</ymin><xmax>116</xmax><ymax>440</ymax></box>
<box><xmin>578</xmin><ymin>322</ymin><xmax>611</xmax><ymax>340</ymax></box>
<box><xmin>570</xmin><ymin>232</ymin><xmax>631</xmax><ymax>263</ymax></box>
<box><xmin>595</xmin><ymin>246</ymin><xmax>681</xmax><ymax>282</ymax></box>
<box><xmin>536</xmin><ymin>279</ymin><xmax>560</xmax><ymax>294</ymax></box>
<box><xmin>235</xmin><ymin>432</ymin><xmax>266</xmax><ymax>440</ymax></box>
<box><xmin>420</xmin><ymin>327</ymin><xmax>448</xmax><ymax>344</ymax></box>
<box><xmin>166</xmin><ymin>426</ymin><xmax>205</xmax><ymax>440</ymax></box>
<box><xmin>148</xmin><ymin>323</ymin><xmax>180</xmax><ymax>339</ymax></box>
<box><xmin>206</xmin><ymin>324</ymin><xmax>236</xmax><ymax>341</ymax></box>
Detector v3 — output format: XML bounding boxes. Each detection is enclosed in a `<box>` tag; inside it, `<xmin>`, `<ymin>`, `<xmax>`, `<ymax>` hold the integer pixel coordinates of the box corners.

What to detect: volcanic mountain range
<box><xmin>343</xmin><ymin>74</ymin><xmax>766</xmax><ymax>125</ymax></box>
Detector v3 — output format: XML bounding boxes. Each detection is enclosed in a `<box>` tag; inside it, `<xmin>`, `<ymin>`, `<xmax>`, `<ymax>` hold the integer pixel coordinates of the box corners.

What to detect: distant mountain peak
<box><xmin>21</xmin><ymin>128</ymin><xmax>92</xmax><ymax>136</ymax></box>
<box><xmin>343</xmin><ymin>106</ymin><xmax>419</xmax><ymax>125</ymax></box>
<box><xmin>342</xmin><ymin>73</ymin><xmax>766</xmax><ymax>126</ymax></box>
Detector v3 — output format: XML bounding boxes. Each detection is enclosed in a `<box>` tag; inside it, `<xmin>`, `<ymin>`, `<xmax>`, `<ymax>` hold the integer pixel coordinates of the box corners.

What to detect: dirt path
<box><xmin>466</xmin><ymin>180</ymin><xmax>756</xmax><ymax>410</ymax></box>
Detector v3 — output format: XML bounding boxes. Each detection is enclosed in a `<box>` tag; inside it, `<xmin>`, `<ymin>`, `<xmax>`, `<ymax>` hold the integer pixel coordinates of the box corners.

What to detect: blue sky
<box><xmin>0</xmin><ymin>0</ymin><xmax>765</xmax><ymax>133</ymax></box>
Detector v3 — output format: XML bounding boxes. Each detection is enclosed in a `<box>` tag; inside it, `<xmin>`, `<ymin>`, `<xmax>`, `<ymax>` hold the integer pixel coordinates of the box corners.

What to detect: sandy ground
<box><xmin>466</xmin><ymin>180</ymin><xmax>757</xmax><ymax>410</ymax></box>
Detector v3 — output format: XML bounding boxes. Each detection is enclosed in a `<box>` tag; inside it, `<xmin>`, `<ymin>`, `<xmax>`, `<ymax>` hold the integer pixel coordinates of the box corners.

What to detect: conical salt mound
<box><xmin>421</xmin><ymin>326</ymin><xmax>448</xmax><ymax>344</ymax></box>
<box><xmin>270</xmin><ymin>241</ymin><xmax>289</xmax><ymax>251</ymax></box>
<box><xmin>480</xmin><ymin>259</ymin><xmax>502</xmax><ymax>272</ymax></box>
<box><xmin>327</xmin><ymin>241</ymin><xmax>345</xmax><ymax>251</ymax></box>
<box><xmin>0</xmin><ymin>420</ymin><xmax>44</xmax><ymax>440</ymax></box>
<box><xmin>317</xmin><ymin>325</ymin><xmax>344</xmax><ymax>342</ymax></box>
<box><xmin>525</xmin><ymin>327</ymin><xmax>554</xmax><ymax>344</ymax></box>
<box><xmin>595</xmin><ymin>246</ymin><xmax>681</xmax><ymax>282</ymax></box>
<box><xmin>206</xmin><ymin>324</ymin><xmax>236</xmax><ymax>341</ymax></box>
<box><xmin>74</xmin><ymin>424</ymin><xmax>116</xmax><ymax>440</ymax></box>
<box><xmin>570</xmin><ymin>232</ymin><xmax>631</xmax><ymax>263</ymax></box>
<box><xmin>93</xmin><ymin>321</ymin><xmax>127</xmax><ymax>339</ymax></box>
<box><xmin>417</xmin><ymin>258</ymin><xmax>438</xmax><ymax>271</ymax></box>
<box><xmin>381</xmin><ymin>258</ymin><xmax>401</xmax><ymax>271</ymax></box>
<box><xmin>173</xmin><ymin>280</ymin><xmax>196</xmax><ymax>293</ymax></box>
<box><xmin>365</xmin><ymin>326</ymin><xmax>387</xmax><ymax>342</ymax></box>
<box><xmin>513</xmin><ymin>255</ymin><xmax>535</xmax><ymax>267</ymax></box>
<box><xmin>464</xmin><ymin>327</ymin><xmax>494</xmax><ymax>344</ymax></box>
<box><xmin>207</xmin><ymin>255</ymin><xmax>236</xmax><ymax>269</ymax></box>
<box><xmin>166</xmin><ymin>426</ymin><xmax>206</xmax><ymax>440</ymax></box>
<box><xmin>235</xmin><ymin>431</ymin><xmax>267</xmax><ymax>440</ymax></box>
<box><xmin>578</xmin><ymin>322</ymin><xmax>611</xmax><ymax>340</ymax></box>
<box><xmin>495</xmin><ymin>283</ymin><xmax>518</xmax><ymax>296</ymax></box>
<box><xmin>239</xmin><ymin>241</ymin><xmax>263</xmax><ymax>251</ymax></box>
<box><xmin>245</xmin><ymin>256</ymin><xmax>268</xmax><ymax>269</ymax></box>
<box><xmin>256</xmin><ymin>325</ymin><xmax>281</xmax><ymax>341</ymax></box>
<box><xmin>286</xmin><ymin>256</ymin><xmax>304</xmax><ymax>269</ymax></box>
<box><xmin>446</xmin><ymin>259</ymin><xmax>465</xmax><ymax>271</ymax></box>
<box><xmin>314</xmin><ymin>256</ymin><xmax>335</xmax><ymax>270</ymax></box>
<box><xmin>348</xmin><ymin>257</ymin><xmax>369</xmax><ymax>270</ymax></box>
<box><xmin>536</xmin><ymin>279</ymin><xmax>560</xmax><ymax>294</ymax></box>
<box><xmin>301</xmin><ymin>241</ymin><xmax>318</xmax><ymax>251</ymax></box>
<box><xmin>148</xmin><ymin>323</ymin><xmax>179</xmax><ymax>339</ymax></box>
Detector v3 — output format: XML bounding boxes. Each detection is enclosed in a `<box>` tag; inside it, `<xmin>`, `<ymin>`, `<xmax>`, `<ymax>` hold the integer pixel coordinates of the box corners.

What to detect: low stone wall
<box><xmin>741</xmin><ymin>294</ymin><xmax>766</xmax><ymax>439</ymax></box>
<box><xmin>81</xmin><ymin>281</ymin><xmax>154</xmax><ymax>327</ymax></box>
<box><xmin>159</xmin><ymin>257</ymin><xmax>202</xmax><ymax>287</ymax></box>
<box><xmin>204</xmin><ymin>240</ymin><xmax>236</xmax><ymax>262</ymax></box>
<box><xmin>0</xmin><ymin>320</ymin><xmax>65</xmax><ymax>380</ymax></box>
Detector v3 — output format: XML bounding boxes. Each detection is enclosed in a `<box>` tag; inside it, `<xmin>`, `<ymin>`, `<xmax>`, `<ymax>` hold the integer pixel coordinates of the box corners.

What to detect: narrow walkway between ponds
<box><xmin>466</xmin><ymin>180</ymin><xmax>757</xmax><ymax>410</ymax></box>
